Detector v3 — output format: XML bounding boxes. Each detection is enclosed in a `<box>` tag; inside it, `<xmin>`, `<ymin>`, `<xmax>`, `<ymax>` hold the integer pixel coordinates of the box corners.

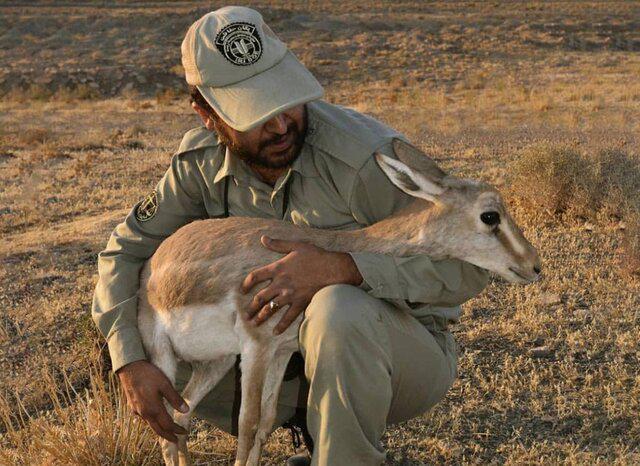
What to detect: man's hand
<box><xmin>117</xmin><ymin>360</ymin><xmax>190</xmax><ymax>443</ymax></box>
<box><xmin>241</xmin><ymin>235</ymin><xmax>363</xmax><ymax>334</ymax></box>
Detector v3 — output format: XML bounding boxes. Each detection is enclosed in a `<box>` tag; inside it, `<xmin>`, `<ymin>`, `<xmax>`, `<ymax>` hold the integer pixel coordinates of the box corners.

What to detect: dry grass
<box><xmin>2</xmin><ymin>1</ymin><xmax>640</xmax><ymax>464</ymax></box>
<box><xmin>0</xmin><ymin>364</ymin><xmax>162</xmax><ymax>466</ymax></box>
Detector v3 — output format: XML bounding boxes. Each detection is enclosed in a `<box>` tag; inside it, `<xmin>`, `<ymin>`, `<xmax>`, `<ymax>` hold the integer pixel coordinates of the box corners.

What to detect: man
<box><xmin>92</xmin><ymin>6</ymin><xmax>488</xmax><ymax>466</ymax></box>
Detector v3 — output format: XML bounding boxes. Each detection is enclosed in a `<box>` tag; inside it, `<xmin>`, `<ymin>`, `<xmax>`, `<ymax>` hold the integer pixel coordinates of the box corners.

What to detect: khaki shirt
<box><xmin>92</xmin><ymin>100</ymin><xmax>489</xmax><ymax>372</ymax></box>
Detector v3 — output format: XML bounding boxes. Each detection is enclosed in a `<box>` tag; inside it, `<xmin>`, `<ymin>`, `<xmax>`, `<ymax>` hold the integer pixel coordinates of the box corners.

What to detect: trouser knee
<box><xmin>300</xmin><ymin>284</ymin><xmax>385</xmax><ymax>365</ymax></box>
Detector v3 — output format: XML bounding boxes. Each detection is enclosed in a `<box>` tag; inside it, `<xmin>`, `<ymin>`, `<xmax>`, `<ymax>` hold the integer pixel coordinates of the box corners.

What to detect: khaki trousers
<box><xmin>175</xmin><ymin>284</ymin><xmax>457</xmax><ymax>465</ymax></box>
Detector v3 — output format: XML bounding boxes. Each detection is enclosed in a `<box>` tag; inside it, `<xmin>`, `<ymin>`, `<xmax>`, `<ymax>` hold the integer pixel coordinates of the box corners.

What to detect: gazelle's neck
<box><xmin>313</xmin><ymin>200</ymin><xmax>450</xmax><ymax>260</ymax></box>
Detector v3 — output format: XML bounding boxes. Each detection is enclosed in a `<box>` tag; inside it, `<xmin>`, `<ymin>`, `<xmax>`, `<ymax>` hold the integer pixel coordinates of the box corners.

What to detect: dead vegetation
<box><xmin>507</xmin><ymin>144</ymin><xmax>640</xmax><ymax>275</ymax></box>
<box><xmin>509</xmin><ymin>145</ymin><xmax>640</xmax><ymax>222</ymax></box>
<box><xmin>0</xmin><ymin>364</ymin><xmax>162</xmax><ymax>466</ymax></box>
<box><xmin>1</xmin><ymin>1</ymin><xmax>640</xmax><ymax>465</ymax></box>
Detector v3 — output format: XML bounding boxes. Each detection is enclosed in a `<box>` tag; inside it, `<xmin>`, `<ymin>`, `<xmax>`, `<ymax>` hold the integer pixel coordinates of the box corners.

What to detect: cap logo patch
<box><xmin>135</xmin><ymin>191</ymin><xmax>158</xmax><ymax>222</ymax></box>
<box><xmin>215</xmin><ymin>22</ymin><xmax>263</xmax><ymax>66</ymax></box>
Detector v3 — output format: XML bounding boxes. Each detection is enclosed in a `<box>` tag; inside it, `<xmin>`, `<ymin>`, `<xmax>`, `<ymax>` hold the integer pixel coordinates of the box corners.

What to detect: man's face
<box><xmin>212</xmin><ymin>104</ymin><xmax>307</xmax><ymax>170</ymax></box>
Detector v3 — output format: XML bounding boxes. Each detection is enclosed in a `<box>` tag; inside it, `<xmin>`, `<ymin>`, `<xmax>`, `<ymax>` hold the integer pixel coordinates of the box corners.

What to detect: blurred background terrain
<box><xmin>1</xmin><ymin>1</ymin><xmax>639</xmax><ymax>464</ymax></box>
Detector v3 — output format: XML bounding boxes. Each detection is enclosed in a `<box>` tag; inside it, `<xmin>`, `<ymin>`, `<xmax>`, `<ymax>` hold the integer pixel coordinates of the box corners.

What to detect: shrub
<box><xmin>17</xmin><ymin>128</ymin><xmax>54</xmax><ymax>146</ymax></box>
<box><xmin>620</xmin><ymin>211</ymin><xmax>640</xmax><ymax>276</ymax></box>
<box><xmin>508</xmin><ymin>143</ymin><xmax>640</xmax><ymax>275</ymax></box>
<box><xmin>509</xmin><ymin>144</ymin><xmax>591</xmax><ymax>218</ymax></box>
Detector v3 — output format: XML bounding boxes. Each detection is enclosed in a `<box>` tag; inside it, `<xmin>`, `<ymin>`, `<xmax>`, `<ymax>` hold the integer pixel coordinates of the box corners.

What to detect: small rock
<box><xmin>135</xmin><ymin>74</ymin><xmax>147</xmax><ymax>84</ymax></box>
<box><xmin>122</xmin><ymin>82</ymin><xmax>134</xmax><ymax>93</ymax></box>
<box><xmin>573</xmin><ymin>308</ymin><xmax>591</xmax><ymax>319</ymax></box>
<box><xmin>538</xmin><ymin>292</ymin><xmax>562</xmax><ymax>306</ymax></box>
<box><xmin>530</xmin><ymin>346</ymin><xmax>553</xmax><ymax>358</ymax></box>
<box><xmin>89</xmin><ymin>82</ymin><xmax>100</xmax><ymax>89</ymax></box>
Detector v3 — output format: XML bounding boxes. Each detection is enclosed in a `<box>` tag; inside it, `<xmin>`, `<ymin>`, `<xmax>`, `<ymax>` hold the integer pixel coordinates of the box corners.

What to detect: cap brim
<box><xmin>198</xmin><ymin>51</ymin><xmax>324</xmax><ymax>132</ymax></box>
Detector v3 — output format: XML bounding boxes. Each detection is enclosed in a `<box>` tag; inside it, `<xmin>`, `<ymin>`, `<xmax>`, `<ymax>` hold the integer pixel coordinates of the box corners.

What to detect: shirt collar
<box><xmin>213</xmin><ymin>146</ymin><xmax>248</xmax><ymax>184</ymax></box>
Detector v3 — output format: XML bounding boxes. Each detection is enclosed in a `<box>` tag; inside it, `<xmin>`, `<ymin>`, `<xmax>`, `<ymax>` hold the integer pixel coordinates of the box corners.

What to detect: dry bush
<box><xmin>53</xmin><ymin>84</ymin><xmax>100</xmax><ymax>102</ymax></box>
<box><xmin>17</xmin><ymin>128</ymin><xmax>55</xmax><ymax>146</ymax></box>
<box><xmin>155</xmin><ymin>87</ymin><xmax>182</xmax><ymax>105</ymax></box>
<box><xmin>25</xmin><ymin>85</ymin><xmax>54</xmax><ymax>102</ymax></box>
<box><xmin>0</xmin><ymin>365</ymin><xmax>161</xmax><ymax>465</ymax></box>
<box><xmin>109</xmin><ymin>128</ymin><xmax>145</xmax><ymax>150</ymax></box>
<box><xmin>509</xmin><ymin>144</ymin><xmax>640</xmax><ymax>219</ymax></box>
<box><xmin>508</xmin><ymin>144</ymin><xmax>589</xmax><ymax>218</ymax></box>
<box><xmin>620</xmin><ymin>211</ymin><xmax>640</xmax><ymax>276</ymax></box>
<box><xmin>28</xmin><ymin>143</ymin><xmax>71</xmax><ymax>163</ymax></box>
<box><xmin>508</xmin><ymin>143</ymin><xmax>640</xmax><ymax>274</ymax></box>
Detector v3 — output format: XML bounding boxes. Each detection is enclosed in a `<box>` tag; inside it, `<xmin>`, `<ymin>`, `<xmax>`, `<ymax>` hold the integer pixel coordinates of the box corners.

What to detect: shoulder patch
<box><xmin>135</xmin><ymin>191</ymin><xmax>158</xmax><ymax>222</ymax></box>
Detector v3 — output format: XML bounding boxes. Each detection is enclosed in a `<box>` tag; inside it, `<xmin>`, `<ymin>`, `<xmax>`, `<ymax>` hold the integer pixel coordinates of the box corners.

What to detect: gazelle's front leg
<box><xmin>245</xmin><ymin>349</ymin><xmax>294</xmax><ymax>465</ymax></box>
<box><xmin>235</xmin><ymin>341</ymin><xmax>273</xmax><ymax>466</ymax></box>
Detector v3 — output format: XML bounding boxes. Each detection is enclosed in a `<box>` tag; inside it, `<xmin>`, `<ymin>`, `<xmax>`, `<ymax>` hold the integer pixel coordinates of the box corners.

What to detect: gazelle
<box><xmin>137</xmin><ymin>138</ymin><xmax>540</xmax><ymax>466</ymax></box>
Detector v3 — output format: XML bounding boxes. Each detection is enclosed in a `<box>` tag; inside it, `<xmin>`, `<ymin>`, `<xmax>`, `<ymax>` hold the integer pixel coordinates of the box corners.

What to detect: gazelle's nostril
<box><xmin>534</xmin><ymin>266</ymin><xmax>541</xmax><ymax>275</ymax></box>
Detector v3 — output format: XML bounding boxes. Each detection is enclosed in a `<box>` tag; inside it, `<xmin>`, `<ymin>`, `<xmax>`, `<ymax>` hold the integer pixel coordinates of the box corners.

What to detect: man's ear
<box><xmin>192</xmin><ymin>102</ymin><xmax>216</xmax><ymax>131</ymax></box>
<box><xmin>374</xmin><ymin>153</ymin><xmax>445</xmax><ymax>203</ymax></box>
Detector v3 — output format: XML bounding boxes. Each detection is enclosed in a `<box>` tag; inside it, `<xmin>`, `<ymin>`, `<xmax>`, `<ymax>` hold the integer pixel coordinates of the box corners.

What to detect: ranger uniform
<box><xmin>92</xmin><ymin>6</ymin><xmax>488</xmax><ymax>465</ymax></box>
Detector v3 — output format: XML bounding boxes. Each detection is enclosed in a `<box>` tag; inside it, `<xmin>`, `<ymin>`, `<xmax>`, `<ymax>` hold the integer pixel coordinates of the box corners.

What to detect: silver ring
<box><xmin>269</xmin><ymin>300</ymin><xmax>279</xmax><ymax>312</ymax></box>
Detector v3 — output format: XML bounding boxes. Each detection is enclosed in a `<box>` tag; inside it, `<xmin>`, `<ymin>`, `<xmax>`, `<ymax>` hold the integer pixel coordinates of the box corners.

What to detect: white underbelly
<box><xmin>158</xmin><ymin>291</ymin><xmax>241</xmax><ymax>361</ymax></box>
<box><xmin>154</xmin><ymin>290</ymin><xmax>302</xmax><ymax>362</ymax></box>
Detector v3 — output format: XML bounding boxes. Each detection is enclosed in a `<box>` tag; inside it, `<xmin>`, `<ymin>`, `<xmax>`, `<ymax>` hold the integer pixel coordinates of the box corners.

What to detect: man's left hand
<box><xmin>241</xmin><ymin>235</ymin><xmax>363</xmax><ymax>334</ymax></box>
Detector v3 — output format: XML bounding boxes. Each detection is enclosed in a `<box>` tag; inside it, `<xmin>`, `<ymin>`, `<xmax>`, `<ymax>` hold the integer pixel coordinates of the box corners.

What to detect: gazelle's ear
<box><xmin>392</xmin><ymin>138</ymin><xmax>447</xmax><ymax>181</ymax></box>
<box><xmin>375</xmin><ymin>153</ymin><xmax>444</xmax><ymax>203</ymax></box>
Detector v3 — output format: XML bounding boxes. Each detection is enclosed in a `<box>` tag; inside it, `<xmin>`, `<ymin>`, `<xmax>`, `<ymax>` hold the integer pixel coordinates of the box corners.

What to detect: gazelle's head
<box><xmin>375</xmin><ymin>139</ymin><xmax>541</xmax><ymax>284</ymax></box>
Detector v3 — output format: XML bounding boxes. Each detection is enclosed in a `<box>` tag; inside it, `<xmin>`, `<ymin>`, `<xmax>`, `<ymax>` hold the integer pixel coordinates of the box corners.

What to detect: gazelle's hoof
<box><xmin>285</xmin><ymin>452</ymin><xmax>311</xmax><ymax>466</ymax></box>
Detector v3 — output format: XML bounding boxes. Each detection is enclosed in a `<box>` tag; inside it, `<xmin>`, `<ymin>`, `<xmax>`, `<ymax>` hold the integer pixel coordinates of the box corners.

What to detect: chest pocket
<box><xmin>286</xmin><ymin>177</ymin><xmax>360</xmax><ymax>230</ymax></box>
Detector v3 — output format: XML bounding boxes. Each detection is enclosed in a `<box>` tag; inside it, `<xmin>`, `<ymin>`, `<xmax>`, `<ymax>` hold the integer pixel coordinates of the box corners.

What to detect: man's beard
<box><xmin>217</xmin><ymin>112</ymin><xmax>307</xmax><ymax>170</ymax></box>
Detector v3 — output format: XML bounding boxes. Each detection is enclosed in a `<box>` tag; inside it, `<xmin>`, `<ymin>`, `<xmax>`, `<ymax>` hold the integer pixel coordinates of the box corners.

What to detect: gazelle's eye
<box><xmin>480</xmin><ymin>211</ymin><xmax>500</xmax><ymax>226</ymax></box>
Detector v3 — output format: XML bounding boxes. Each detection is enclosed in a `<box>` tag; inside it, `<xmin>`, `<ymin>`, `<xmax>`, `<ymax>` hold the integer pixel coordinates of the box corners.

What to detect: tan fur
<box><xmin>139</xmin><ymin>147</ymin><xmax>541</xmax><ymax>466</ymax></box>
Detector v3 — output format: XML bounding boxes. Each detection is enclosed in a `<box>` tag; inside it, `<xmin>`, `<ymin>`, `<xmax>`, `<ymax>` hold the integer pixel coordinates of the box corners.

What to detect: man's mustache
<box><xmin>261</xmin><ymin>123</ymin><xmax>300</xmax><ymax>150</ymax></box>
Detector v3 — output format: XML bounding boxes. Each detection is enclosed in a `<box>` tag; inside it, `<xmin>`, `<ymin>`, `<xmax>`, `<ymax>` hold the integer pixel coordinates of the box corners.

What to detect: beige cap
<box><xmin>181</xmin><ymin>6</ymin><xmax>324</xmax><ymax>132</ymax></box>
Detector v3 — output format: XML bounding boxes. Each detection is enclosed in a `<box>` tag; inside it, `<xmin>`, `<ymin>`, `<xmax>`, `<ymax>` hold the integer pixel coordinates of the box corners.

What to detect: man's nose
<box><xmin>264</xmin><ymin>114</ymin><xmax>287</xmax><ymax>135</ymax></box>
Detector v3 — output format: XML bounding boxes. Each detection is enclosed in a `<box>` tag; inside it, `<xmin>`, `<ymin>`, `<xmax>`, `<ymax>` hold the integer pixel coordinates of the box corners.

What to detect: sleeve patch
<box><xmin>135</xmin><ymin>191</ymin><xmax>158</xmax><ymax>222</ymax></box>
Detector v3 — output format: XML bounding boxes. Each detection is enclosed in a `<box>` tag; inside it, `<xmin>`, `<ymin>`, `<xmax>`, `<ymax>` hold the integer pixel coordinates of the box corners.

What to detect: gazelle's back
<box><xmin>141</xmin><ymin>217</ymin><xmax>311</xmax><ymax>314</ymax></box>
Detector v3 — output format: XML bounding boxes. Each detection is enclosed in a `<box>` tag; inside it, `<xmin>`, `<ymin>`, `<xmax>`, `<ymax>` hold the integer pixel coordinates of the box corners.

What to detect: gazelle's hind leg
<box><xmin>234</xmin><ymin>343</ymin><xmax>272</xmax><ymax>466</ymax></box>
<box><xmin>145</xmin><ymin>335</ymin><xmax>182</xmax><ymax>466</ymax></box>
<box><xmin>245</xmin><ymin>349</ymin><xmax>295</xmax><ymax>466</ymax></box>
<box><xmin>170</xmin><ymin>356</ymin><xmax>236</xmax><ymax>466</ymax></box>
<box><xmin>149</xmin><ymin>332</ymin><xmax>236</xmax><ymax>466</ymax></box>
